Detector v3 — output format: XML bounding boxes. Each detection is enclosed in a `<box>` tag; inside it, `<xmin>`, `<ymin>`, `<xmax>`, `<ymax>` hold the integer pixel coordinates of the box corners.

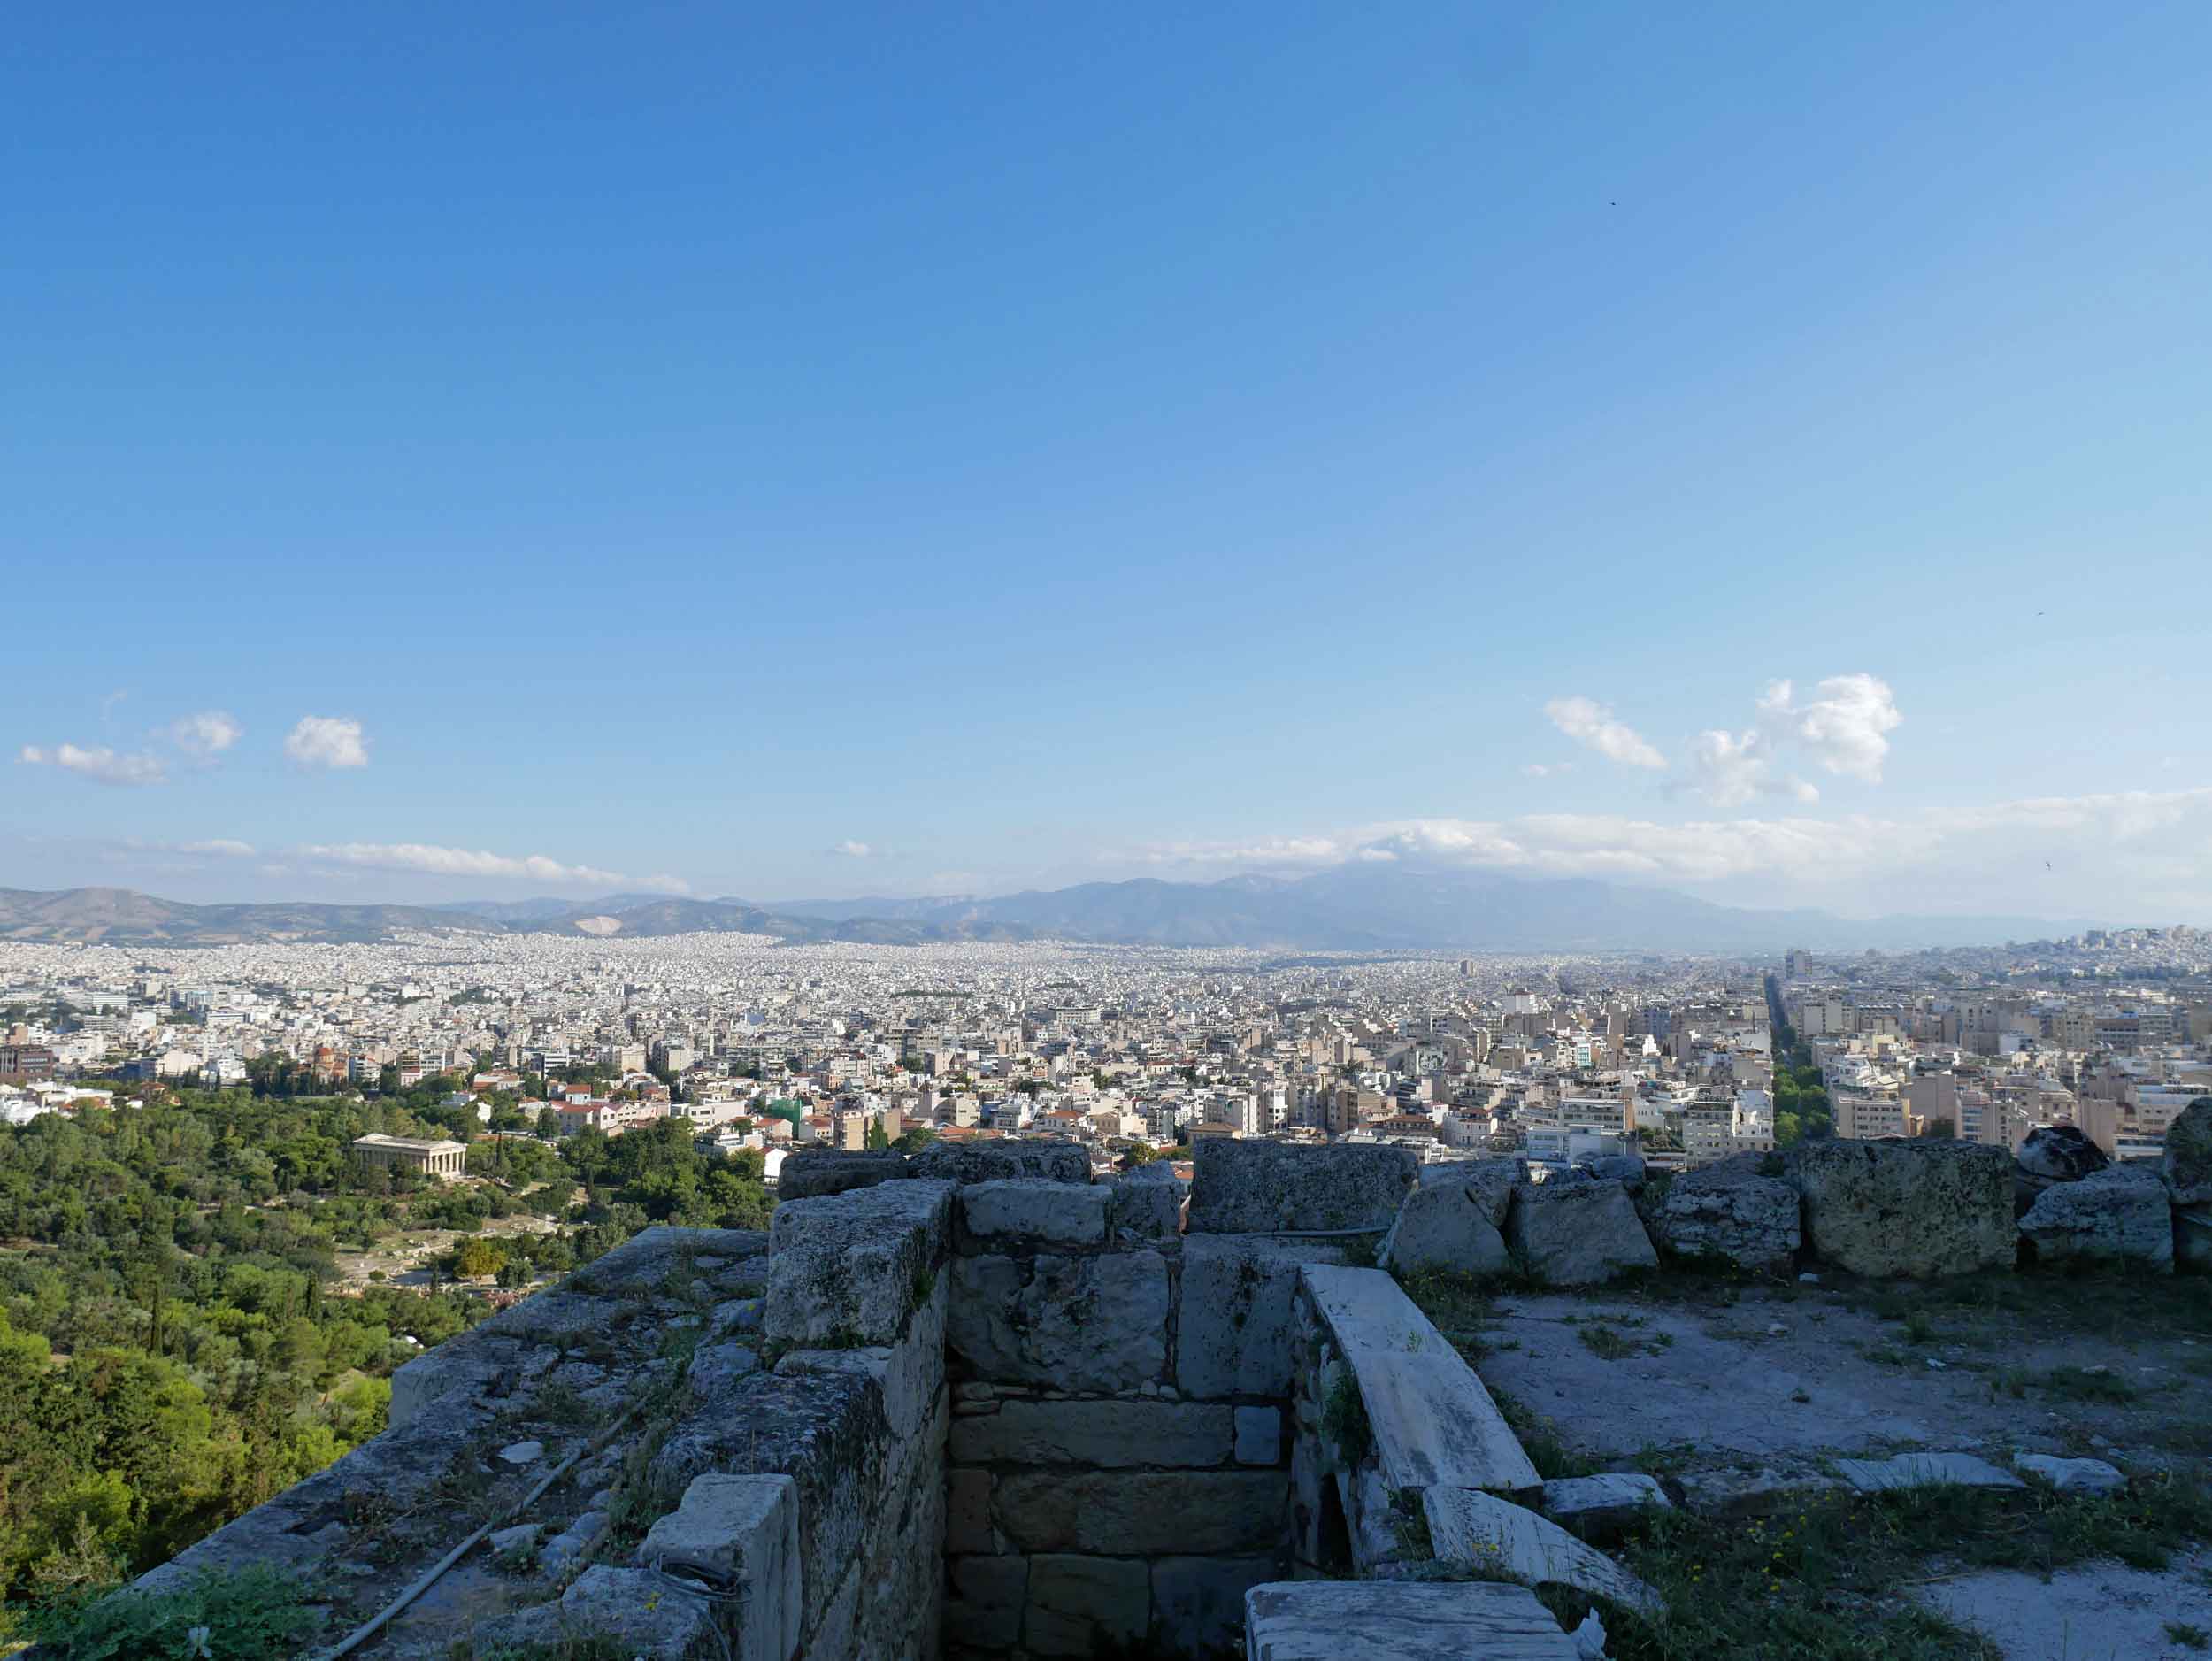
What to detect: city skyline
<box><xmin>9</xmin><ymin>3</ymin><xmax>2212</xmax><ymax>920</ymax></box>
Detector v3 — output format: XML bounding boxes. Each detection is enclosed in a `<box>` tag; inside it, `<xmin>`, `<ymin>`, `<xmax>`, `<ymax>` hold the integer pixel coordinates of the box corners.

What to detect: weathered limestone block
<box><xmin>947</xmin><ymin>1250</ymin><xmax>1169</xmax><ymax>1390</ymax></box>
<box><xmin>1834</xmin><ymin>1451</ymin><xmax>2025</xmax><ymax>1493</ymax></box>
<box><xmin>2015</xmin><ymin>1123</ymin><xmax>2108</xmax><ymax>1202</ymax></box>
<box><xmin>2180</xmin><ymin>1203</ymin><xmax>2212</xmax><ymax>1271</ymax></box>
<box><xmin>947</xmin><ymin>1554</ymin><xmax>1027</xmax><ymax>1649</ymax></box>
<box><xmin>776</xmin><ymin>1149</ymin><xmax>909</xmax><ymax>1200</ymax></box>
<box><xmin>1505</xmin><ymin>1179</ymin><xmax>1657</xmax><ymax>1286</ymax></box>
<box><xmin>1024</xmin><ymin>1554</ymin><xmax>1149</xmax><ymax>1657</ymax></box>
<box><xmin>1107</xmin><ymin>1169</ymin><xmax>1185</xmax><ymax>1244</ymax></box>
<box><xmin>946</xmin><ymin>1468</ymin><xmax>996</xmax><ymax>1555</ymax></box>
<box><xmin>2163</xmin><ymin>1098</ymin><xmax>2212</xmax><ymax>1203</ymax></box>
<box><xmin>1413</xmin><ymin>1156</ymin><xmax>1525</xmax><ymax>1223</ymax></box>
<box><xmin>639</xmin><ymin>1473</ymin><xmax>802</xmax><ymax>1661</ymax></box>
<box><xmin>1795</xmin><ymin>1139</ymin><xmax>2014</xmax><ymax>1278</ymax></box>
<box><xmin>1245</xmin><ymin>1580</ymin><xmax>1581</xmax><ymax>1659</ymax></box>
<box><xmin>1178</xmin><ymin>1234</ymin><xmax>1346</xmax><ymax>1399</ymax></box>
<box><xmin>995</xmin><ymin>1470</ymin><xmax>1288</xmax><ymax>1555</ymax></box>
<box><xmin>2021</xmin><ymin>1163</ymin><xmax>2173</xmax><ymax>1270</ymax></box>
<box><xmin>765</xmin><ymin>1179</ymin><xmax>953</xmax><ymax>1346</ymax></box>
<box><xmin>1236</xmin><ymin>1404</ymin><xmax>1282</xmax><ymax>1465</ymax></box>
<box><xmin>910</xmin><ymin>1139</ymin><xmax>1089</xmax><ymax>1185</ymax></box>
<box><xmin>471</xmin><ymin>1565</ymin><xmax>716</xmax><ymax>1657</ymax></box>
<box><xmin>775</xmin><ymin>1272</ymin><xmax>945</xmax><ymax>1442</ymax></box>
<box><xmin>960</xmin><ymin>1179</ymin><xmax>1109</xmax><ymax>1249</ymax></box>
<box><xmin>1153</xmin><ymin>1556</ymin><xmax>1279</xmax><ymax>1656</ymax></box>
<box><xmin>1421</xmin><ymin>1487</ymin><xmax>1661</xmax><ymax>1614</ymax></box>
<box><xmin>1379</xmin><ymin>1180</ymin><xmax>1509</xmax><ymax>1276</ymax></box>
<box><xmin>1300</xmin><ymin>1265</ymin><xmax>1540</xmax><ymax>1495</ymax></box>
<box><xmin>1187</xmin><ymin>1139</ymin><xmax>1416</xmax><ymax>1234</ymax></box>
<box><xmin>1539</xmin><ymin>1473</ymin><xmax>1671</xmax><ymax>1540</ymax></box>
<box><xmin>1647</xmin><ymin>1157</ymin><xmax>1800</xmax><ymax>1273</ymax></box>
<box><xmin>2016</xmin><ymin>1454</ymin><xmax>2126</xmax><ymax>1495</ymax></box>
<box><xmin>949</xmin><ymin>1398</ymin><xmax>1233</xmax><ymax>1467</ymax></box>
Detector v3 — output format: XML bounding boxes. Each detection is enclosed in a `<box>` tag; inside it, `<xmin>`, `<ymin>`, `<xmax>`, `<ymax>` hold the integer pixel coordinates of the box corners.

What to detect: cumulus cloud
<box><xmin>285</xmin><ymin>716</ymin><xmax>369</xmax><ymax>769</ymax></box>
<box><xmin>1683</xmin><ymin>728</ymin><xmax>1819</xmax><ymax>809</ymax></box>
<box><xmin>171</xmin><ymin>711</ymin><xmax>242</xmax><ymax>758</ymax></box>
<box><xmin>828</xmin><ymin>840</ymin><xmax>875</xmax><ymax>857</ymax></box>
<box><xmin>296</xmin><ymin>842</ymin><xmax>689</xmax><ymax>892</ymax></box>
<box><xmin>1544</xmin><ymin>697</ymin><xmax>1666</xmax><ymax>769</ymax></box>
<box><xmin>19</xmin><ymin>743</ymin><xmax>168</xmax><ymax>787</ymax></box>
<box><xmin>1758</xmin><ymin>674</ymin><xmax>1901</xmax><ymax>782</ymax></box>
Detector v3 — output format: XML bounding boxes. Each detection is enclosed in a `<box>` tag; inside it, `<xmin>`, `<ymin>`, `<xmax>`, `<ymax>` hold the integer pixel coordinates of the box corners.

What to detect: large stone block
<box><xmin>1152</xmin><ymin>1557</ymin><xmax>1279</xmax><ymax>1657</ymax></box>
<box><xmin>1413</xmin><ymin>1156</ymin><xmax>1525</xmax><ymax>1224</ymax></box>
<box><xmin>766</xmin><ymin>1179</ymin><xmax>954</xmax><ymax>1345</ymax></box>
<box><xmin>995</xmin><ymin>1471</ymin><xmax>1289</xmax><ymax>1556</ymax></box>
<box><xmin>1504</xmin><ymin>1179</ymin><xmax>1656</xmax><ymax>1286</ymax></box>
<box><xmin>1188</xmin><ymin>1140</ymin><xmax>1415</xmax><ymax>1234</ymax></box>
<box><xmin>947</xmin><ymin>1555</ymin><xmax>1027</xmax><ymax>1650</ymax></box>
<box><xmin>2021</xmin><ymin>1164</ymin><xmax>2173</xmax><ymax>1270</ymax></box>
<box><xmin>638</xmin><ymin>1473</ymin><xmax>802</xmax><ymax>1661</ymax></box>
<box><xmin>2162</xmin><ymin>1098</ymin><xmax>2212</xmax><ymax>1204</ymax></box>
<box><xmin>1177</xmin><ymin>1234</ymin><xmax>1346</xmax><ymax>1399</ymax></box>
<box><xmin>1244</xmin><ymin>1580</ymin><xmax>1581</xmax><ymax>1660</ymax></box>
<box><xmin>1024</xmin><ymin>1554</ymin><xmax>1148</xmax><ymax>1657</ymax></box>
<box><xmin>1107</xmin><ymin>1171</ymin><xmax>1186</xmax><ymax>1244</ymax></box>
<box><xmin>947</xmin><ymin>1250</ymin><xmax>1170</xmax><ymax>1390</ymax></box>
<box><xmin>960</xmin><ymin>1180</ymin><xmax>1109</xmax><ymax>1249</ymax></box>
<box><xmin>1795</xmin><ymin>1139</ymin><xmax>2014</xmax><ymax>1278</ymax></box>
<box><xmin>946</xmin><ymin>1468</ymin><xmax>996</xmax><ymax>1555</ymax></box>
<box><xmin>1647</xmin><ymin>1157</ymin><xmax>1800</xmax><ymax>1273</ymax></box>
<box><xmin>1421</xmin><ymin>1486</ymin><xmax>1660</xmax><ymax>1615</ymax></box>
<box><xmin>950</xmin><ymin>1398</ymin><xmax>1234</xmax><ymax>1467</ymax></box>
<box><xmin>1378</xmin><ymin>1181</ymin><xmax>1509</xmax><ymax>1277</ymax></box>
<box><xmin>911</xmin><ymin>1139</ymin><xmax>1090</xmax><ymax>1186</ymax></box>
<box><xmin>776</xmin><ymin>1149</ymin><xmax>910</xmax><ymax>1200</ymax></box>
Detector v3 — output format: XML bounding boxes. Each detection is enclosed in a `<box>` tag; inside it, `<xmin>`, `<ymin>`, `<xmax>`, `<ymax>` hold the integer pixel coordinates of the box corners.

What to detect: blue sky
<box><xmin>6</xmin><ymin>2</ymin><xmax>2210</xmax><ymax>920</ymax></box>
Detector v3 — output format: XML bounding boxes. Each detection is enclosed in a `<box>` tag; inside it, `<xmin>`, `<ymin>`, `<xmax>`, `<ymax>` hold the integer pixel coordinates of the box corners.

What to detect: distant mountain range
<box><xmin>0</xmin><ymin>873</ymin><xmax>2101</xmax><ymax>954</ymax></box>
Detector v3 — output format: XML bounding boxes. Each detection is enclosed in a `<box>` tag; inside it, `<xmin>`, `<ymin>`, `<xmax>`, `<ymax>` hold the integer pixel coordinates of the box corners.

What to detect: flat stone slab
<box><xmin>1302</xmin><ymin>1265</ymin><xmax>1540</xmax><ymax>1494</ymax></box>
<box><xmin>1676</xmin><ymin>1466</ymin><xmax>1847</xmax><ymax>1519</ymax></box>
<box><xmin>1421</xmin><ymin>1487</ymin><xmax>1662</xmax><ymax>1615</ymax></box>
<box><xmin>2015</xmin><ymin>1454</ymin><xmax>2127</xmax><ymax>1496</ymax></box>
<box><xmin>1188</xmin><ymin>1139</ymin><xmax>1415</xmax><ymax>1234</ymax></box>
<box><xmin>1834</xmin><ymin>1451</ymin><xmax>2026</xmax><ymax>1494</ymax></box>
<box><xmin>910</xmin><ymin>1139</ymin><xmax>1088</xmax><ymax>1185</ymax></box>
<box><xmin>1245</xmin><ymin>1579</ymin><xmax>1580</xmax><ymax>1659</ymax></box>
<box><xmin>1540</xmin><ymin>1473</ymin><xmax>1671</xmax><ymax>1538</ymax></box>
<box><xmin>775</xmin><ymin>1149</ymin><xmax>909</xmax><ymax>1200</ymax></box>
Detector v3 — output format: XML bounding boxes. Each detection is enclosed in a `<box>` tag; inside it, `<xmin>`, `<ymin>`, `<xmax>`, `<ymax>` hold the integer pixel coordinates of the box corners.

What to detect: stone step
<box><xmin>1245</xmin><ymin>1580</ymin><xmax>1581</xmax><ymax>1659</ymax></box>
<box><xmin>1833</xmin><ymin>1451</ymin><xmax>2027</xmax><ymax>1494</ymax></box>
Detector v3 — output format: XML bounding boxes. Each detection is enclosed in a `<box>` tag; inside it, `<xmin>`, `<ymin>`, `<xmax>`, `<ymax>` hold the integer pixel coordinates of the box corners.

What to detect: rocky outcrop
<box><xmin>2162</xmin><ymin>1098</ymin><xmax>2212</xmax><ymax>1205</ymax></box>
<box><xmin>1505</xmin><ymin>1178</ymin><xmax>1657</xmax><ymax>1286</ymax></box>
<box><xmin>1794</xmin><ymin>1139</ymin><xmax>2013</xmax><ymax>1278</ymax></box>
<box><xmin>2020</xmin><ymin>1163</ymin><xmax>2173</xmax><ymax>1271</ymax></box>
<box><xmin>1642</xmin><ymin>1155</ymin><xmax>1799</xmax><ymax>1273</ymax></box>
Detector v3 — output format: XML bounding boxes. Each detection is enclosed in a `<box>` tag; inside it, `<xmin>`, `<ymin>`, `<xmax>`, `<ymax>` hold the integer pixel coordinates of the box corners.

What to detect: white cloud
<box><xmin>1683</xmin><ymin>727</ymin><xmax>1819</xmax><ymax>808</ymax></box>
<box><xmin>19</xmin><ymin>743</ymin><xmax>168</xmax><ymax>787</ymax></box>
<box><xmin>180</xmin><ymin>838</ymin><xmax>257</xmax><ymax>857</ymax></box>
<box><xmin>285</xmin><ymin>716</ymin><xmax>369</xmax><ymax>769</ymax></box>
<box><xmin>1522</xmin><ymin>762</ymin><xmax>1575</xmax><ymax>778</ymax></box>
<box><xmin>1544</xmin><ymin>697</ymin><xmax>1666</xmax><ymax>769</ymax></box>
<box><xmin>1129</xmin><ymin>835</ymin><xmax>1348</xmax><ymax>867</ymax></box>
<box><xmin>828</xmin><ymin>840</ymin><xmax>875</xmax><ymax>857</ymax></box>
<box><xmin>1122</xmin><ymin>785</ymin><xmax>2212</xmax><ymax>912</ymax></box>
<box><xmin>1758</xmin><ymin>674</ymin><xmax>1901</xmax><ymax>783</ymax></box>
<box><xmin>296</xmin><ymin>842</ymin><xmax>688</xmax><ymax>892</ymax></box>
<box><xmin>171</xmin><ymin>711</ymin><xmax>243</xmax><ymax>757</ymax></box>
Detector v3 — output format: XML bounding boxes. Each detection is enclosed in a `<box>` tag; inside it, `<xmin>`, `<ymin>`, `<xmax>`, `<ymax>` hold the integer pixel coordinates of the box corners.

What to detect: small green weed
<box><xmin>28</xmin><ymin>1567</ymin><xmax>316</xmax><ymax>1661</ymax></box>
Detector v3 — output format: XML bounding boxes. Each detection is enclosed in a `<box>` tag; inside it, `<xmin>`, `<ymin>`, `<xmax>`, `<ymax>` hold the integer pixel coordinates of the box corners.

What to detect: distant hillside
<box><xmin>0</xmin><ymin>888</ymin><xmax>493</xmax><ymax>946</ymax></box>
<box><xmin>0</xmin><ymin>875</ymin><xmax>2097</xmax><ymax>952</ymax></box>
